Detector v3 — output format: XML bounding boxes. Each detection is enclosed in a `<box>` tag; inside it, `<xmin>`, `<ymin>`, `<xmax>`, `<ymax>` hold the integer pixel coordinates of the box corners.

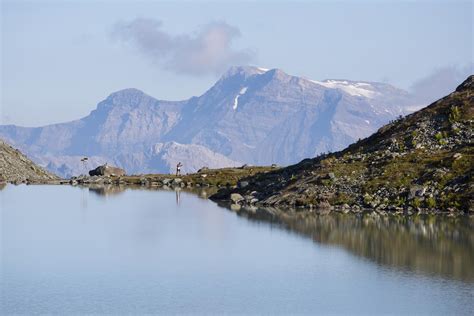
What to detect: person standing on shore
<box><xmin>176</xmin><ymin>162</ymin><xmax>183</xmax><ymax>176</ymax></box>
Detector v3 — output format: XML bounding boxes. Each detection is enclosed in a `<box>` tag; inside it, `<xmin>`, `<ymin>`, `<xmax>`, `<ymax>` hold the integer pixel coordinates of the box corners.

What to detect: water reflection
<box><xmin>83</xmin><ymin>183</ymin><xmax>217</xmax><ymax>201</ymax></box>
<box><xmin>88</xmin><ymin>184</ymin><xmax>127</xmax><ymax>196</ymax></box>
<box><xmin>225</xmin><ymin>205</ymin><xmax>474</xmax><ymax>282</ymax></box>
<box><xmin>175</xmin><ymin>188</ymin><xmax>181</xmax><ymax>205</ymax></box>
<box><xmin>28</xmin><ymin>183</ymin><xmax>474</xmax><ymax>282</ymax></box>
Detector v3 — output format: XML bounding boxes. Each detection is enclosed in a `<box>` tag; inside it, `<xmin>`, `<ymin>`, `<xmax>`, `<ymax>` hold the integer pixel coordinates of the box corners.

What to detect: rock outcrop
<box><xmin>211</xmin><ymin>75</ymin><xmax>474</xmax><ymax>214</ymax></box>
<box><xmin>0</xmin><ymin>139</ymin><xmax>59</xmax><ymax>183</ymax></box>
<box><xmin>89</xmin><ymin>164</ymin><xmax>126</xmax><ymax>177</ymax></box>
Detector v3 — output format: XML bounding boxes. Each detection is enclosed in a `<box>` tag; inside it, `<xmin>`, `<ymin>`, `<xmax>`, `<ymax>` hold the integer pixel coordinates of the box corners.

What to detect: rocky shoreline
<box><xmin>67</xmin><ymin>165</ymin><xmax>275</xmax><ymax>187</ymax></box>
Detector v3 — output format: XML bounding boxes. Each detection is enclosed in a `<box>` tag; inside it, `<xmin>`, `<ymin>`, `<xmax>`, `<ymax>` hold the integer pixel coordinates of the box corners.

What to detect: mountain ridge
<box><xmin>0</xmin><ymin>66</ymin><xmax>421</xmax><ymax>177</ymax></box>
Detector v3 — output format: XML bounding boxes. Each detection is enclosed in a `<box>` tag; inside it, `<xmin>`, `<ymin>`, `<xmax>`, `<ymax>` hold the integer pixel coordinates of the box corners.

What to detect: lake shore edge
<box><xmin>2</xmin><ymin>164</ymin><xmax>471</xmax><ymax>217</ymax></box>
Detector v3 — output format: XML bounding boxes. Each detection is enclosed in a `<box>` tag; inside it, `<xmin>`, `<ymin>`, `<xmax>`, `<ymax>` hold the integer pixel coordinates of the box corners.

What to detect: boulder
<box><xmin>197</xmin><ymin>167</ymin><xmax>209</xmax><ymax>173</ymax></box>
<box><xmin>230</xmin><ymin>193</ymin><xmax>245</xmax><ymax>204</ymax></box>
<box><xmin>89</xmin><ymin>164</ymin><xmax>125</xmax><ymax>177</ymax></box>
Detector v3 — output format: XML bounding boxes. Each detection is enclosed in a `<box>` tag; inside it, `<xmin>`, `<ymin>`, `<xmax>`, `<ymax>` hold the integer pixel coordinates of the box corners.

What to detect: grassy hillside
<box><xmin>212</xmin><ymin>76</ymin><xmax>474</xmax><ymax>214</ymax></box>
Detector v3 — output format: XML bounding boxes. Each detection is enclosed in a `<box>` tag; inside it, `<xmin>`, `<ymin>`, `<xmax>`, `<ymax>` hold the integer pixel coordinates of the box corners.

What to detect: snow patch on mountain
<box><xmin>309</xmin><ymin>79</ymin><xmax>378</xmax><ymax>98</ymax></box>
<box><xmin>256</xmin><ymin>67</ymin><xmax>270</xmax><ymax>73</ymax></box>
<box><xmin>233</xmin><ymin>87</ymin><xmax>248</xmax><ymax>110</ymax></box>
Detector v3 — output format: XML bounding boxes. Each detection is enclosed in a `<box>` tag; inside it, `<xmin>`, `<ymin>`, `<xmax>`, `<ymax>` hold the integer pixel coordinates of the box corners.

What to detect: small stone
<box><xmin>172</xmin><ymin>178</ymin><xmax>183</xmax><ymax>185</ymax></box>
<box><xmin>238</xmin><ymin>181</ymin><xmax>249</xmax><ymax>188</ymax></box>
<box><xmin>162</xmin><ymin>178</ymin><xmax>172</xmax><ymax>185</ymax></box>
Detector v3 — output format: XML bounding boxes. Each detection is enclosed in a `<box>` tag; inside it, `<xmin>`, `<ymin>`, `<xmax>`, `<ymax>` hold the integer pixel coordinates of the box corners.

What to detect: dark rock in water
<box><xmin>89</xmin><ymin>164</ymin><xmax>126</xmax><ymax>177</ymax></box>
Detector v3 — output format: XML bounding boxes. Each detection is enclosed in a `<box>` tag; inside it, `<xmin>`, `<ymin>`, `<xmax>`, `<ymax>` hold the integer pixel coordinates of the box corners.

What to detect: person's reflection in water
<box><xmin>175</xmin><ymin>187</ymin><xmax>181</xmax><ymax>206</ymax></box>
<box><xmin>81</xmin><ymin>187</ymin><xmax>88</xmax><ymax>209</ymax></box>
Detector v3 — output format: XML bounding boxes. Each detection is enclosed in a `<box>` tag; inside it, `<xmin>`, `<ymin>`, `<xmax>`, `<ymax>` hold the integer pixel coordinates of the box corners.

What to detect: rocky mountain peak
<box><xmin>99</xmin><ymin>88</ymin><xmax>155</xmax><ymax>109</ymax></box>
<box><xmin>221</xmin><ymin>65</ymin><xmax>270</xmax><ymax>79</ymax></box>
<box><xmin>456</xmin><ymin>75</ymin><xmax>474</xmax><ymax>92</ymax></box>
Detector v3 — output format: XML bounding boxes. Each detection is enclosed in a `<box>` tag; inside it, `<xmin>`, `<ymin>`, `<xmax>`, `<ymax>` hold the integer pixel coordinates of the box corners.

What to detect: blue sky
<box><xmin>1</xmin><ymin>0</ymin><xmax>472</xmax><ymax>126</ymax></box>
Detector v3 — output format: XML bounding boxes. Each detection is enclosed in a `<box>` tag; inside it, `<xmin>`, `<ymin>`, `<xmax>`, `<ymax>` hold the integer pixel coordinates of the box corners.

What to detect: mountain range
<box><xmin>0</xmin><ymin>66</ymin><xmax>421</xmax><ymax>177</ymax></box>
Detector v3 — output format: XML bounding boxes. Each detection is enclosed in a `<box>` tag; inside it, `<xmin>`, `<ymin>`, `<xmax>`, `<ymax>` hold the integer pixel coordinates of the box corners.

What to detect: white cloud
<box><xmin>112</xmin><ymin>18</ymin><xmax>255</xmax><ymax>76</ymax></box>
<box><xmin>410</xmin><ymin>64</ymin><xmax>473</xmax><ymax>104</ymax></box>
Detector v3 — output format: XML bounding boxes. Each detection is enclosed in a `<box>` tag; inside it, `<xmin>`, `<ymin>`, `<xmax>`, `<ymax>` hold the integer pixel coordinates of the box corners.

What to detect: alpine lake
<box><xmin>1</xmin><ymin>184</ymin><xmax>473</xmax><ymax>315</ymax></box>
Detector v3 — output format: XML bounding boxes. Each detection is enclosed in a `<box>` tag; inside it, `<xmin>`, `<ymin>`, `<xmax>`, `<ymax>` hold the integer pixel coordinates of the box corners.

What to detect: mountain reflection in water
<box><xmin>224</xmin><ymin>206</ymin><xmax>474</xmax><ymax>282</ymax></box>
<box><xmin>74</xmin><ymin>184</ymin><xmax>474</xmax><ymax>282</ymax></box>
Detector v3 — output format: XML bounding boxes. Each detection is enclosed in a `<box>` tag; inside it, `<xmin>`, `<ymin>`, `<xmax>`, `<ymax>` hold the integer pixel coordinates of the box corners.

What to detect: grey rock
<box><xmin>238</xmin><ymin>181</ymin><xmax>249</xmax><ymax>188</ymax></box>
<box><xmin>172</xmin><ymin>178</ymin><xmax>183</xmax><ymax>185</ymax></box>
<box><xmin>89</xmin><ymin>164</ymin><xmax>125</xmax><ymax>177</ymax></box>
<box><xmin>230</xmin><ymin>193</ymin><xmax>245</xmax><ymax>204</ymax></box>
<box><xmin>162</xmin><ymin>178</ymin><xmax>172</xmax><ymax>185</ymax></box>
<box><xmin>409</xmin><ymin>185</ymin><xmax>426</xmax><ymax>199</ymax></box>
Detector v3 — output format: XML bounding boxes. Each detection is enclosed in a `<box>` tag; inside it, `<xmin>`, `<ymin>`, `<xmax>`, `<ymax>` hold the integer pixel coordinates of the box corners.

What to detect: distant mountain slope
<box><xmin>164</xmin><ymin>66</ymin><xmax>416</xmax><ymax>164</ymax></box>
<box><xmin>0</xmin><ymin>66</ymin><xmax>419</xmax><ymax>177</ymax></box>
<box><xmin>114</xmin><ymin>142</ymin><xmax>241</xmax><ymax>175</ymax></box>
<box><xmin>212</xmin><ymin>76</ymin><xmax>474</xmax><ymax>213</ymax></box>
<box><xmin>0</xmin><ymin>139</ymin><xmax>59</xmax><ymax>182</ymax></box>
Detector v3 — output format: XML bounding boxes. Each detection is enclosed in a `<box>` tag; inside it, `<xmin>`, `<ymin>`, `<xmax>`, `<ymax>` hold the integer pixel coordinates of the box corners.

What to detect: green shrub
<box><xmin>393</xmin><ymin>196</ymin><xmax>406</xmax><ymax>207</ymax></box>
<box><xmin>449</xmin><ymin>106</ymin><xmax>461</xmax><ymax>123</ymax></box>
<box><xmin>425</xmin><ymin>197</ymin><xmax>436</xmax><ymax>209</ymax></box>
<box><xmin>435</xmin><ymin>132</ymin><xmax>448</xmax><ymax>145</ymax></box>
<box><xmin>411</xmin><ymin>198</ymin><xmax>422</xmax><ymax>208</ymax></box>
<box><xmin>399</xmin><ymin>142</ymin><xmax>406</xmax><ymax>151</ymax></box>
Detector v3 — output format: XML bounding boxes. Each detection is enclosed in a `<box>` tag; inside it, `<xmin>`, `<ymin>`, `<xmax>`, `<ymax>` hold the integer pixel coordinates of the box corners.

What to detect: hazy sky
<box><xmin>1</xmin><ymin>0</ymin><xmax>472</xmax><ymax>126</ymax></box>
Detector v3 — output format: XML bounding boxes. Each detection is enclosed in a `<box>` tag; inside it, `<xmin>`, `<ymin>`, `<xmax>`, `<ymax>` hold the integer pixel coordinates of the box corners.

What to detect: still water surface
<box><xmin>1</xmin><ymin>185</ymin><xmax>473</xmax><ymax>315</ymax></box>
